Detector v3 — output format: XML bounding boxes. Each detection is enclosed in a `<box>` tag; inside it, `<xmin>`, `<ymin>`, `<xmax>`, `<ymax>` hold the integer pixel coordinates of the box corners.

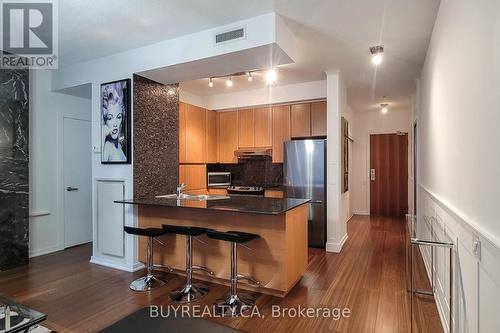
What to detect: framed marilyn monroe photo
<box><xmin>100</xmin><ymin>79</ymin><xmax>131</xmax><ymax>164</ymax></box>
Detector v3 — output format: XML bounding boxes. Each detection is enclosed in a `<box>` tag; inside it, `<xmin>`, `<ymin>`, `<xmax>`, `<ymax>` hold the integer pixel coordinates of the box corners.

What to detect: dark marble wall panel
<box><xmin>207</xmin><ymin>158</ymin><xmax>283</xmax><ymax>188</ymax></box>
<box><xmin>133</xmin><ymin>75</ymin><xmax>178</xmax><ymax>198</ymax></box>
<box><xmin>0</xmin><ymin>67</ymin><xmax>29</xmax><ymax>271</ymax></box>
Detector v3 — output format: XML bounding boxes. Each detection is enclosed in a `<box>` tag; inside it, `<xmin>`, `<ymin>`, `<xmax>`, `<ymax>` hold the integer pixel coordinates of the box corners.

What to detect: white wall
<box><xmin>325</xmin><ymin>71</ymin><xmax>348</xmax><ymax>252</ymax></box>
<box><xmin>29</xmin><ymin>70</ymin><xmax>91</xmax><ymax>257</ymax></box>
<box><xmin>418</xmin><ymin>0</ymin><xmax>500</xmax><ymax>331</ymax></box>
<box><xmin>208</xmin><ymin>80</ymin><xmax>326</xmax><ymax>110</ymax></box>
<box><xmin>179</xmin><ymin>80</ymin><xmax>326</xmax><ymax>110</ymax></box>
<box><xmin>340</xmin><ymin>81</ymin><xmax>353</xmax><ymax>227</ymax></box>
<box><xmin>351</xmin><ymin>108</ymin><xmax>412</xmax><ymax>215</ymax></box>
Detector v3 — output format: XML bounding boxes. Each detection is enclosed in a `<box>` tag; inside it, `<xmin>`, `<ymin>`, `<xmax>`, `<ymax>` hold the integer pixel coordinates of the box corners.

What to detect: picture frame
<box><xmin>100</xmin><ymin>79</ymin><xmax>131</xmax><ymax>164</ymax></box>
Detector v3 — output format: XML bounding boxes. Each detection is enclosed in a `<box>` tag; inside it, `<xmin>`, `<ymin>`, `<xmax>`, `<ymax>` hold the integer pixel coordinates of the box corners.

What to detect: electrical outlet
<box><xmin>472</xmin><ymin>236</ymin><xmax>481</xmax><ymax>261</ymax></box>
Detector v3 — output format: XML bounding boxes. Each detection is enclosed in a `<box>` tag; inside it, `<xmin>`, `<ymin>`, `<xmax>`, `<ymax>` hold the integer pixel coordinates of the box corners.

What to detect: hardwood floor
<box><xmin>0</xmin><ymin>216</ymin><xmax>442</xmax><ymax>332</ymax></box>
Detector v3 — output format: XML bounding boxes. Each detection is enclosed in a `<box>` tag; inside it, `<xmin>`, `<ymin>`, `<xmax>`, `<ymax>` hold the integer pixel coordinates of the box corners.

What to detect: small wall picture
<box><xmin>101</xmin><ymin>79</ymin><xmax>131</xmax><ymax>164</ymax></box>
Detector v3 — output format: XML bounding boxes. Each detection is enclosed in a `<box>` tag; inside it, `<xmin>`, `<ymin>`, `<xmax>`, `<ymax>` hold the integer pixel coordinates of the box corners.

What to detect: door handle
<box><xmin>66</xmin><ymin>187</ymin><xmax>79</xmax><ymax>192</ymax></box>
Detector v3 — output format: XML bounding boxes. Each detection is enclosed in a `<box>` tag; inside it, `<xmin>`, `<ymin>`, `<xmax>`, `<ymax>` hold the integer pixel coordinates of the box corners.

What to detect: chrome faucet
<box><xmin>176</xmin><ymin>183</ymin><xmax>187</xmax><ymax>199</ymax></box>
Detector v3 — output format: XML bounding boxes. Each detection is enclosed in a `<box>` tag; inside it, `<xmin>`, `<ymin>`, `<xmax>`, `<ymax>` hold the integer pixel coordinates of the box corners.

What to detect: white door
<box><xmin>63</xmin><ymin>117</ymin><xmax>92</xmax><ymax>248</ymax></box>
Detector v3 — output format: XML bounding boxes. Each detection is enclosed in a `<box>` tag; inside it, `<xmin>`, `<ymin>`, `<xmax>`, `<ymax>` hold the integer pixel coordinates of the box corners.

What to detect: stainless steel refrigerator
<box><xmin>284</xmin><ymin>139</ymin><xmax>326</xmax><ymax>248</ymax></box>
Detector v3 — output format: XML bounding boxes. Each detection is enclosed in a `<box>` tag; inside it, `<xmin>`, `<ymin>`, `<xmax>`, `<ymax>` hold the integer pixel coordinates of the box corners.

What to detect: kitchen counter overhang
<box><xmin>115</xmin><ymin>196</ymin><xmax>309</xmax><ymax>215</ymax></box>
<box><xmin>116</xmin><ymin>196</ymin><xmax>310</xmax><ymax>297</ymax></box>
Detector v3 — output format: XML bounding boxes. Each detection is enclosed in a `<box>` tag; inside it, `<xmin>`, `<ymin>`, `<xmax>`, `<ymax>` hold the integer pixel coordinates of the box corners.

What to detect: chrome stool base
<box><xmin>214</xmin><ymin>293</ymin><xmax>255</xmax><ymax>317</ymax></box>
<box><xmin>129</xmin><ymin>275</ymin><xmax>166</xmax><ymax>291</ymax></box>
<box><xmin>169</xmin><ymin>283</ymin><xmax>209</xmax><ymax>303</ymax></box>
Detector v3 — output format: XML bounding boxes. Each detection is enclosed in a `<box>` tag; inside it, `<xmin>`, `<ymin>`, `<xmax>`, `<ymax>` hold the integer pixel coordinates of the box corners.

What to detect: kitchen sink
<box><xmin>155</xmin><ymin>193</ymin><xmax>230</xmax><ymax>201</ymax></box>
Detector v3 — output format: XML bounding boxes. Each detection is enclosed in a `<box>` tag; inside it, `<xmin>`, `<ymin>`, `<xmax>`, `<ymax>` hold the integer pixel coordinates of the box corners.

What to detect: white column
<box><xmin>325</xmin><ymin>70</ymin><xmax>348</xmax><ymax>252</ymax></box>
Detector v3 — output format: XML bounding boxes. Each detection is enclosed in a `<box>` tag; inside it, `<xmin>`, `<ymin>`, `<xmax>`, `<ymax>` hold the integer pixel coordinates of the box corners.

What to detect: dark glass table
<box><xmin>0</xmin><ymin>296</ymin><xmax>47</xmax><ymax>333</ymax></box>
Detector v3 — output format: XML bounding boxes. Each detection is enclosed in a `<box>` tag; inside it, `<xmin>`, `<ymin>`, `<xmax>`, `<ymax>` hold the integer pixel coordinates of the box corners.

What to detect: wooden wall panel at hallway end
<box><xmin>370</xmin><ymin>133</ymin><xmax>408</xmax><ymax>216</ymax></box>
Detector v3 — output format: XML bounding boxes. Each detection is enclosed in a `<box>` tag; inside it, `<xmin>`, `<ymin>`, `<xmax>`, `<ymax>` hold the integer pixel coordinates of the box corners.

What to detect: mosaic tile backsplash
<box><xmin>207</xmin><ymin>158</ymin><xmax>283</xmax><ymax>188</ymax></box>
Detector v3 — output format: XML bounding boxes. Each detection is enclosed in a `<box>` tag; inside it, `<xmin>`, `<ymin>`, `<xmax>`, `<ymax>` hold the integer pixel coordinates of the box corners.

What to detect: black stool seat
<box><xmin>206</xmin><ymin>230</ymin><xmax>260</xmax><ymax>244</ymax></box>
<box><xmin>162</xmin><ymin>225</ymin><xmax>211</xmax><ymax>236</ymax></box>
<box><xmin>124</xmin><ymin>226</ymin><xmax>167</xmax><ymax>238</ymax></box>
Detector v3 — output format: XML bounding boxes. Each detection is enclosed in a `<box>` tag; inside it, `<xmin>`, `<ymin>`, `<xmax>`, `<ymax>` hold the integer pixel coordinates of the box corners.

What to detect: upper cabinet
<box><xmin>237</xmin><ymin>107</ymin><xmax>272</xmax><ymax>148</ymax></box>
<box><xmin>272</xmin><ymin>105</ymin><xmax>291</xmax><ymax>163</ymax></box>
<box><xmin>311</xmin><ymin>101</ymin><xmax>327</xmax><ymax>136</ymax></box>
<box><xmin>185</xmin><ymin>104</ymin><xmax>207</xmax><ymax>163</ymax></box>
<box><xmin>179</xmin><ymin>100</ymin><xmax>325</xmax><ymax>165</ymax></box>
<box><xmin>254</xmin><ymin>107</ymin><xmax>272</xmax><ymax>147</ymax></box>
<box><xmin>217</xmin><ymin>111</ymin><xmax>238</xmax><ymax>164</ymax></box>
<box><xmin>206</xmin><ymin>110</ymin><xmax>218</xmax><ymax>163</ymax></box>
<box><xmin>290</xmin><ymin>103</ymin><xmax>311</xmax><ymax>138</ymax></box>
<box><xmin>238</xmin><ymin>109</ymin><xmax>254</xmax><ymax>148</ymax></box>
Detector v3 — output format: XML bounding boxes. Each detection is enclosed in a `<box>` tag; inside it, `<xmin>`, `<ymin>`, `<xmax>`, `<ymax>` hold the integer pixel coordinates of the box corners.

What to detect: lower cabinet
<box><xmin>264</xmin><ymin>190</ymin><xmax>285</xmax><ymax>198</ymax></box>
<box><xmin>179</xmin><ymin>164</ymin><xmax>207</xmax><ymax>191</ymax></box>
<box><xmin>207</xmin><ymin>188</ymin><xmax>228</xmax><ymax>195</ymax></box>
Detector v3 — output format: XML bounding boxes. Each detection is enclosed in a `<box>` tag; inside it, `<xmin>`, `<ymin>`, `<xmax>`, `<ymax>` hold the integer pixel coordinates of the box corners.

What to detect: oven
<box><xmin>207</xmin><ymin>172</ymin><xmax>231</xmax><ymax>187</ymax></box>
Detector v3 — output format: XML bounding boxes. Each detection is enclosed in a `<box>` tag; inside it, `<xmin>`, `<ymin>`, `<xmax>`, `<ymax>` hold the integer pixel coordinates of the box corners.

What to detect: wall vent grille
<box><xmin>215</xmin><ymin>28</ymin><xmax>245</xmax><ymax>44</ymax></box>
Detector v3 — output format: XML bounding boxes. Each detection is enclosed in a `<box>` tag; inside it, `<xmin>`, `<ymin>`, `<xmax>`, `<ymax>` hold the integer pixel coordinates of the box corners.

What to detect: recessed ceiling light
<box><xmin>226</xmin><ymin>77</ymin><xmax>233</xmax><ymax>87</ymax></box>
<box><xmin>380</xmin><ymin>103</ymin><xmax>389</xmax><ymax>114</ymax></box>
<box><xmin>208</xmin><ymin>78</ymin><xmax>213</xmax><ymax>87</ymax></box>
<box><xmin>370</xmin><ymin>46</ymin><xmax>384</xmax><ymax>65</ymax></box>
<box><xmin>265</xmin><ymin>69</ymin><xmax>277</xmax><ymax>84</ymax></box>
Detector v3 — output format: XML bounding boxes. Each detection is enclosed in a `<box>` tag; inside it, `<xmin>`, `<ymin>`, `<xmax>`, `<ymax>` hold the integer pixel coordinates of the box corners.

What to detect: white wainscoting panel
<box><xmin>419</xmin><ymin>185</ymin><xmax>500</xmax><ymax>333</ymax></box>
<box><xmin>96</xmin><ymin>179</ymin><xmax>125</xmax><ymax>258</ymax></box>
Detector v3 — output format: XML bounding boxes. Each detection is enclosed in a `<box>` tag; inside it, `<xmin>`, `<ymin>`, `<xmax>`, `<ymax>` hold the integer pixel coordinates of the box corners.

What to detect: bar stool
<box><xmin>124</xmin><ymin>226</ymin><xmax>172</xmax><ymax>291</ymax></box>
<box><xmin>162</xmin><ymin>225</ymin><xmax>214</xmax><ymax>303</ymax></box>
<box><xmin>205</xmin><ymin>230</ymin><xmax>261</xmax><ymax>317</ymax></box>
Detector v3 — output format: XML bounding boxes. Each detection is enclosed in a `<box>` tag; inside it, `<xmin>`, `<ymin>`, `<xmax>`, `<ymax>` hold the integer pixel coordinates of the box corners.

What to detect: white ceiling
<box><xmin>59</xmin><ymin>0</ymin><xmax>440</xmax><ymax>112</ymax></box>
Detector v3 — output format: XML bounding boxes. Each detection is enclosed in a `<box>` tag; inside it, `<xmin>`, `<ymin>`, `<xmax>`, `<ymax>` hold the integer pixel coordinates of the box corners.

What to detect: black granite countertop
<box><xmin>115</xmin><ymin>196</ymin><xmax>309</xmax><ymax>215</ymax></box>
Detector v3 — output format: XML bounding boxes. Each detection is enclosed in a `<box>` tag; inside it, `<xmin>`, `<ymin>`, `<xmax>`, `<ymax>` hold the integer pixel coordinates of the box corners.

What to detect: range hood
<box><xmin>234</xmin><ymin>148</ymin><xmax>272</xmax><ymax>159</ymax></box>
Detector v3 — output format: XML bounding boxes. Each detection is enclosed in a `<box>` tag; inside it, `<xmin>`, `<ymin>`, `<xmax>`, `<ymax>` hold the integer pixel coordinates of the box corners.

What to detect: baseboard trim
<box><xmin>326</xmin><ymin>233</ymin><xmax>348</xmax><ymax>253</ymax></box>
<box><xmin>90</xmin><ymin>256</ymin><xmax>144</xmax><ymax>272</ymax></box>
<box><xmin>353</xmin><ymin>211</ymin><xmax>370</xmax><ymax>216</ymax></box>
<box><xmin>29</xmin><ymin>245</ymin><xmax>62</xmax><ymax>258</ymax></box>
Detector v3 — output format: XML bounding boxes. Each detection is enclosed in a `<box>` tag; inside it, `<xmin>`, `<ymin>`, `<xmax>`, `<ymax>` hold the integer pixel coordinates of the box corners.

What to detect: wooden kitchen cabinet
<box><xmin>207</xmin><ymin>188</ymin><xmax>228</xmax><ymax>195</ymax></box>
<box><xmin>272</xmin><ymin>105</ymin><xmax>291</xmax><ymax>163</ymax></box>
<box><xmin>179</xmin><ymin>164</ymin><xmax>206</xmax><ymax>191</ymax></box>
<box><xmin>311</xmin><ymin>101</ymin><xmax>327</xmax><ymax>136</ymax></box>
<box><xmin>206</xmin><ymin>110</ymin><xmax>218</xmax><ymax>163</ymax></box>
<box><xmin>217</xmin><ymin>111</ymin><xmax>238</xmax><ymax>163</ymax></box>
<box><xmin>185</xmin><ymin>104</ymin><xmax>207</xmax><ymax>163</ymax></box>
<box><xmin>254</xmin><ymin>107</ymin><xmax>272</xmax><ymax>147</ymax></box>
<box><xmin>238</xmin><ymin>109</ymin><xmax>254</xmax><ymax>148</ymax></box>
<box><xmin>179</xmin><ymin>102</ymin><xmax>187</xmax><ymax>163</ymax></box>
<box><xmin>290</xmin><ymin>103</ymin><xmax>311</xmax><ymax>138</ymax></box>
<box><xmin>264</xmin><ymin>190</ymin><xmax>284</xmax><ymax>198</ymax></box>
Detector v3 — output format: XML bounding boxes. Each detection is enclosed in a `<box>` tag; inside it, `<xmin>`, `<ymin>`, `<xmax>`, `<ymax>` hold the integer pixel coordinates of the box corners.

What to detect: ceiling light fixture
<box><xmin>208</xmin><ymin>78</ymin><xmax>213</xmax><ymax>87</ymax></box>
<box><xmin>247</xmin><ymin>72</ymin><xmax>253</xmax><ymax>82</ymax></box>
<box><xmin>226</xmin><ymin>77</ymin><xmax>233</xmax><ymax>87</ymax></box>
<box><xmin>265</xmin><ymin>68</ymin><xmax>277</xmax><ymax>84</ymax></box>
<box><xmin>370</xmin><ymin>46</ymin><xmax>384</xmax><ymax>65</ymax></box>
<box><xmin>380</xmin><ymin>103</ymin><xmax>389</xmax><ymax>114</ymax></box>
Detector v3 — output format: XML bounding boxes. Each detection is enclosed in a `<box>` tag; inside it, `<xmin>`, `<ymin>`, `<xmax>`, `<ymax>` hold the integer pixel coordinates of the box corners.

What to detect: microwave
<box><xmin>207</xmin><ymin>172</ymin><xmax>231</xmax><ymax>187</ymax></box>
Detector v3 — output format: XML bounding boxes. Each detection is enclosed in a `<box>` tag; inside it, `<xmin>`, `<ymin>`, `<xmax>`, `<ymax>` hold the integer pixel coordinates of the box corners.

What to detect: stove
<box><xmin>227</xmin><ymin>186</ymin><xmax>264</xmax><ymax>196</ymax></box>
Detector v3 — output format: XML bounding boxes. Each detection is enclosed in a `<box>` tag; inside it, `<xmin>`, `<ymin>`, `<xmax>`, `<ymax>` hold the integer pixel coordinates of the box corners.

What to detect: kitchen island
<box><xmin>116</xmin><ymin>196</ymin><xmax>309</xmax><ymax>297</ymax></box>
